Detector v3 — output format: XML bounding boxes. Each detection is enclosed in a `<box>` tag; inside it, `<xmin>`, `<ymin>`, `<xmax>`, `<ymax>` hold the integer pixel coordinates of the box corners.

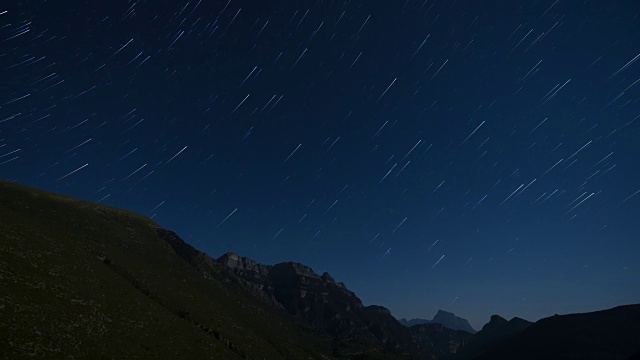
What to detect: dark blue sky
<box><xmin>2</xmin><ymin>0</ymin><xmax>639</xmax><ymax>328</ymax></box>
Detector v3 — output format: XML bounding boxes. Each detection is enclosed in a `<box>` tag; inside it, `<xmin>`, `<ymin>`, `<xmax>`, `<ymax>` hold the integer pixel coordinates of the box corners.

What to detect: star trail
<box><xmin>1</xmin><ymin>0</ymin><xmax>639</xmax><ymax>328</ymax></box>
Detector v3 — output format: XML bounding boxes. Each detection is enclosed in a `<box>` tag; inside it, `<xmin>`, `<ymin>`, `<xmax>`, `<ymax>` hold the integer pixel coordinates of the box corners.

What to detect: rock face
<box><xmin>216</xmin><ymin>252</ymin><xmax>421</xmax><ymax>355</ymax></box>
<box><xmin>216</xmin><ymin>252</ymin><xmax>283</xmax><ymax>309</ymax></box>
<box><xmin>218</xmin><ymin>252</ymin><xmax>271</xmax><ymax>275</ymax></box>
<box><xmin>401</xmin><ymin>310</ymin><xmax>477</xmax><ymax>334</ymax></box>
<box><xmin>160</xmin><ymin>237</ymin><xmax>439</xmax><ymax>356</ymax></box>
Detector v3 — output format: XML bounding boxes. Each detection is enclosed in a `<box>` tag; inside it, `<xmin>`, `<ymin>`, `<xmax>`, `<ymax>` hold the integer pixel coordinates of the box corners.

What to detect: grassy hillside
<box><xmin>0</xmin><ymin>180</ymin><xmax>342</xmax><ymax>359</ymax></box>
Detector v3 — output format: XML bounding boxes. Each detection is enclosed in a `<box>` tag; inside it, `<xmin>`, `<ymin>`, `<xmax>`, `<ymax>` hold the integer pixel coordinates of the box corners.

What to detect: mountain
<box><xmin>3</xmin><ymin>180</ymin><xmax>639</xmax><ymax>359</ymax></box>
<box><xmin>2</xmin><ymin>180</ymin><xmax>471</xmax><ymax>359</ymax></box>
<box><xmin>215</xmin><ymin>251</ymin><xmax>482</xmax><ymax>358</ymax></box>
<box><xmin>0</xmin><ymin>180</ymin><xmax>405</xmax><ymax>359</ymax></box>
<box><xmin>453</xmin><ymin>314</ymin><xmax>532</xmax><ymax>359</ymax></box>
<box><xmin>401</xmin><ymin>310</ymin><xmax>476</xmax><ymax>334</ymax></box>
<box><xmin>215</xmin><ymin>251</ymin><xmax>425</xmax><ymax>357</ymax></box>
<box><xmin>473</xmin><ymin>304</ymin><xmax>640</xmax><ymax>360</ymax></box>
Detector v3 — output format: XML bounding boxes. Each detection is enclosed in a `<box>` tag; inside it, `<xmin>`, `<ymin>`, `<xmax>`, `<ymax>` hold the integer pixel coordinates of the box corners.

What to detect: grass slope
<box><xmin>0</xmin><ymin>180</ymin><xmax>337</xmax><ymax>359</ymax></box>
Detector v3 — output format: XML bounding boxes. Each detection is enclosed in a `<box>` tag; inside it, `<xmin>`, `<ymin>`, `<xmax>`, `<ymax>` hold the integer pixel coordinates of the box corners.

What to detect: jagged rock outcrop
<box><xmin>216</xmin><ymin>252</ymin><xmax>426</xmax><ymax>356</ymax></box>
<box><xmin>218</xmin><ymin>252</ymin><xmax>270</xmax><ymax>276</ymax></box>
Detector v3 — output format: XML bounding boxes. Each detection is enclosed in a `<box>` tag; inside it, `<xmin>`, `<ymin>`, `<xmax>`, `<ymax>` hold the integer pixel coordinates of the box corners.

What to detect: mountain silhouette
<box><xmin>473</xmin><ymin>305</ymin><xmax>640</xmax><ymax>360</ymax></box>
<box><xmin>1</xmin><ymin>180</ymin><xmax>639</xmax><ymax>359</ymax></box>
<box><xmin>453</xmin><ymin>314</ymin><xmax>532</xmax><ymax>359</ymax></box>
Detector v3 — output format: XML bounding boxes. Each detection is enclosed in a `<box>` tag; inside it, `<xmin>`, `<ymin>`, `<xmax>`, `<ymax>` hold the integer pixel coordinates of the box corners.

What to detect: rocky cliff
<box><xmin>216</xmin><ymin>252</ymin><xmax>423</xmax><ymax>355</ymax></box>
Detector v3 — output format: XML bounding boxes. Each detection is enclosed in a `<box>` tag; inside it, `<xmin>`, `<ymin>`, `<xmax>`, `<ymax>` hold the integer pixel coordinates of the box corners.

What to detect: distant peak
<box><xmin>431</xmin><ymin>309</ymin><xmax>477</xmax><ymax>333</ymax></box>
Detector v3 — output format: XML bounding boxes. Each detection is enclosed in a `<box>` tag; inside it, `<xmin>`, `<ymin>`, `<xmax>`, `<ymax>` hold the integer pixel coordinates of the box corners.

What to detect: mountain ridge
<box><xmin>474</xmin><ymin>304</ymin><xmax>640</xmax><ymax>360</ymax></box>
<box><xmin>452</xmin><ymin>314</ymin><xmax>532</xmax><ymax>359</ymax></box>
<box><xmin>215</xmin><ymin>248</ymin><xmax>425</xmax><ymax>355</ymax></box>
<box><xmin>0</xmin><ymin>181</ymin><xmax>356</xmax><ymax>359</ymax></box>
<box><xmin>2</xmin><ymin>180</ymin><xmax>640</xmax><ymax>359</ymax></box>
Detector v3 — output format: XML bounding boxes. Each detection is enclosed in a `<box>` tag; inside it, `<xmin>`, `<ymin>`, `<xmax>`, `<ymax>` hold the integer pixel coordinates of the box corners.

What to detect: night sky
<box><xmin>2</xmin><ymin>0</ymin><xmax>640</xmax><ymax>329</ymax></box>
